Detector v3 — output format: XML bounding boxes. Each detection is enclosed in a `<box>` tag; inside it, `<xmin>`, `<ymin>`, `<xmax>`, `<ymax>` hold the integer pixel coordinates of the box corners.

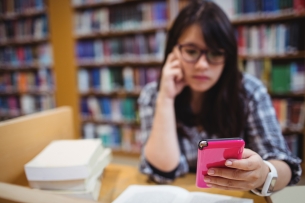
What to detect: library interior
<box><xmin>0</xmin><ymin>0</ymin><xmax>305</xmax><ymax>203</ymax></box>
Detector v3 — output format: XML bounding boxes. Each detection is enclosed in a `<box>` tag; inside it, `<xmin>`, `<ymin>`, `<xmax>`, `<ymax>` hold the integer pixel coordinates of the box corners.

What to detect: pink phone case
<box><xmin>196</xmin><ymin>138</ymin><xmax>245</xmax><ymax>188</ymax></box>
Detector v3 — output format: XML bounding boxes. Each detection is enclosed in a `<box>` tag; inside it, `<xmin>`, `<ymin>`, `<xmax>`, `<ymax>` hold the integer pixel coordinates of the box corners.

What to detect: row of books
<box><xmin>212</xmin><ymin>0</ymin><xmax>305</xmax><ymax>20</ymax></box>
<box><xmin>0</xmin><ymin>43</ymin><xmax>53</xmax><ymax>67</ymax></box>
<box><xmin>76</xmin><ymin>31</ymin><xmax>166</xmax><ymax>64</ymax></box>
<box><xmin>0</xmin><ymin>15</ymin><xmax>48</xmax><ymax>41</ymax></box>
<box><xmin>81</xmin><ymin>97</ymin><xmax>137</xmax><ymax>122</ymax></box>
<box><xmin>78</xmin><ymin>67</ymin><xmax>160</xmax><ymax>93</ymax></box>
<box><xmin>72</xmin><ymin>0</ymin><xmax>124</xmax><ymax>6</ymax></box>
<box><xmin>83</xmin><ymin>123</ymin><xmax>141</xmax><ymax>153</ymax></box>
<box><xmin>243</xmin><ymin>59</ymin><xmax>305</xmax><ymax>93</ymax></box>
<box><xmin>0</xmin><ymin>69</ymin><xmax>54</xmax><ymax>92</ymax></box>
<box><xmin>272</xmin><ymin>99</ymin><xmax>305</xmax><ymax>132</ymax></box>
<box><xmin>0</xmin><ymin>94</ymin><xmax>55</xmax><ymax>118</ymax></box>
<box><xmin>0</xmin><ymin>0</ymin><xmax>45</xmax><ymax>16</ymax></box>
<box><xmin>74</xmin><ymin>1</ymin><xmax>167</xmax><ymax>34</ymax></box>
<box><xmin>236</xmin><ymin>23</ymin><xmax>304</xmax><ymax>56</ymax></box>
<box><xmin>284</xmin><ymin>134</ymin><xmax>300</xmax><ymax>157</ymax></box>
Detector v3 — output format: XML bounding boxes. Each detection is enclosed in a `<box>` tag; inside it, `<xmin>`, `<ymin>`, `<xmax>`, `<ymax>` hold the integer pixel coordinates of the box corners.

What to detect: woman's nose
<box><xmin>194</xmin><ymin>54</ymin><xmax>209</xmax><ymax>70</ymax></box>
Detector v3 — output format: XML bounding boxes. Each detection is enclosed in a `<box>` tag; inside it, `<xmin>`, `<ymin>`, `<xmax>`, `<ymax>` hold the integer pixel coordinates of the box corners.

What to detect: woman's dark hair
<box><xmin>159</xmin><ymin>0</ymin><xmax>247</xmax><ymax>138</ymax></box>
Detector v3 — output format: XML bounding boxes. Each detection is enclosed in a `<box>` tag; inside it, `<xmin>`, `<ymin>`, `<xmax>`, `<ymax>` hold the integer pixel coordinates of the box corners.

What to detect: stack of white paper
<box><xmin>24</xmin><ymin>139</ymin><xmax>112</xmax><ymax>201</ymax></box>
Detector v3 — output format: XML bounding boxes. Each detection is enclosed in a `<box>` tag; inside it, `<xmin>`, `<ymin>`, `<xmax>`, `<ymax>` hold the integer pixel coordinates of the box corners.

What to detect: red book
<box><xmin>272</xmin><ymin>99</ymin><xmax>281</xmax><ymax>122</ymax></box>
<box><xmin>237</xmin><ymin>26</ymin><xmax>244</xmax><ymax>55</ymax></box>
<box><xmin>16</xmin><ymin>47</ymin><xmax>25</xmax><ymax>64</ymax></box>
<box><xmin>294</xmin><ymin>0</ymin><xmax>305</xmax><ymax>13</ymax></box>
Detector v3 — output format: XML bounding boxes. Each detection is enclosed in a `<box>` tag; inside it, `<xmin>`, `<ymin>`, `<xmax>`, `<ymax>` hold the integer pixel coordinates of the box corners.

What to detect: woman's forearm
<box><xmin>144</xmin><ymin>95</ymin><xmax>180</xmax><ymax>171</ymax></box>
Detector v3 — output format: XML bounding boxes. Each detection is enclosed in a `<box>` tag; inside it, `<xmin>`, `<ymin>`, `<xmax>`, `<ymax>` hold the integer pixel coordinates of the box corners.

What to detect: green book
<box><xmin>271</xmin><ymin>64</ymin><xmax>290</xmax><ymax>93</ymax></box>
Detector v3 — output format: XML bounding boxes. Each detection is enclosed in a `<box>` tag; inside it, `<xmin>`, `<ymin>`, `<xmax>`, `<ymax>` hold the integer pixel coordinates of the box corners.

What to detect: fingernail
<box><xmin>226</xmin><ymin>160</ymin><xmax>233</xmax><ymax>166</ymax></box>
<box><xmin>207</xmin><ymin>169</ymin><xmax>214</xmax><ymax>175</ymax></box>
<box><xmin>204</xmin><ymin>177</ymin><xmax>210</xmax><ymax>182</ymax></box>
<box><xmin>206</xmin><ymin>184</ymin><xmax>212</xmax><ymax>187</ymax></box>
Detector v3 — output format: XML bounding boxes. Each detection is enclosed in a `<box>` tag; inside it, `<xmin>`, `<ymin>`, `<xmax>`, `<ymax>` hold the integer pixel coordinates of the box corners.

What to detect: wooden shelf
<box><xmin>82</xmin><ymin>118</ymin><xmax>139</xmax><ymax>126</ymax></box>
<box><xmin>78</xmin><ymin>60</ymin><xmax>163</xmax><ymax>67</ymax></box>
<box><xmin>0</xmin><ymin>9</ymin><xmax>47</xmax><ymax>20</ymax></box>
<box><xmin>75</xmin><ymin>25</ymin><xmax>167</xmax><ymax>39</ymax></box>
<box><xmin>282</xmin><ymin>128</ymin><xmax>304</xmax><ymax>135</ymax></box>
<box><xmin>269</xmin><ymin>92</ymin><xmax>305</xmax><ymax>98</ymax></box>
<box><xmin>0</xmin><ymin>112</ymin><xmax>22</xmax><ymax>119</ymax></box>
<box><xmin>73</xmin><ymin>0</ymin><xmax>142</xmax><ymax>9</ymax></box>
<box><xmin>239</xmin><ymin>52</ymin><xmax>305</xmax><ymax>60</ymax></box>
<box><xmin>0</xmin><ymin>37</ymin><xmax>49</xmax><ymax>46</ymax></box>
<box><xmin>232</xmin><ymin>12</ymin><xmax>305</xmax><ymax>25</ymax></box>
<box><xmin>0</xmin><ymin>91</ymin><xmax>54</xmax><ymax>96</ymax></box>
<box><xmin>0</xmin><ymin>65</ymin><xmax>52</xmax><ymax>71</ymax></box>
<box><xmin>80</xmin><ymin>90</ymin><xmax>140</xmax><ymax>97</ymax></box>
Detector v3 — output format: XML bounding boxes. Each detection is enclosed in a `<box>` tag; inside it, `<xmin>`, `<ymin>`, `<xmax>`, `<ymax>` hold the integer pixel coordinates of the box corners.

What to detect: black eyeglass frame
<box><xmin>177</xmin><ymin>44</ymin><xmax>226</xmax><ymax>65</ymax></box>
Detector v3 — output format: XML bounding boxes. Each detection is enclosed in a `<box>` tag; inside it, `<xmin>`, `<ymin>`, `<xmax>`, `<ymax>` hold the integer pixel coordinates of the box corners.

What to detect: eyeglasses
<box><xmin>177</xmin><ymin>44</ymin><xmax>225</xmax><ymax>65</ymax></box>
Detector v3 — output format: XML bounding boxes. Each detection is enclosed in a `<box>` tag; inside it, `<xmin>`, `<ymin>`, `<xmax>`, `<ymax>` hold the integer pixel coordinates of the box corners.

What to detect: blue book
<box><xmin>91</xmin><ymin>68</ymin><xmax>100</xmax><ymax>91</ymax></box>
<box><xmin>25</xmin><ymin>47</ymin><xmax>33</xmax><ymax>64</ymax></box>
<box><xmin>285</xmin><ymin>24</ymin><xmax>290</xmax><ymax>53</ymax></box>
<box><xmin>82</xmin><ymin>41</ymin><xmax>88</xmax><ymax>61</ymax></box>
<box><xmin>100</xmin><ymin>98</ymin><xmax>112</xmax><ymax>120</ymax></box>
<box><xmin>35</xmin><ymin>0</ymin><xmax>44</xmax><ymax>10</ymax></box>
<box><xmin>80</xmin><ymin>98</ymin><xmax>90</xmax><ymax>118</ymax></box>
<box><xmin>272</xmin><ymin>0</ymin><xmax>279</xmax><ymax>13</ymax></box>
<box><xmin>263</xmin><ymin>0</ymin><xmax>269</xmax><ymax>13</ymax></box>
<box><xmin>87</xmin><ymin>40</ymin><xmax>95</xmax><ymax>61</ymax></box>
<box><xmin>42</xmin><ymin>15</ymin><xmax>49</xmax><ymax>37</ymax></box>
<box><xmin>76</xmin><ymin>41</ymin><xmax>84</xmax><ymax>62</ymax></box>
<box><xmin>112</xmin><ymin>126</ymin><xmax>122</xmax><ymax>148</ymax></box>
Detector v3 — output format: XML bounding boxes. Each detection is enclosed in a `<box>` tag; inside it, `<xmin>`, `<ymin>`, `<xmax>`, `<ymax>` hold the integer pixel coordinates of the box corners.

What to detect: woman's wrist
<box><xmin>157</xmin><ymin>92</ymin><xmax>175</xmax><ymax>105</ymax></box>
<box><xmin>256</xmin><ymin>160</ymin><xmax>271</xmax><ymax>190</ymax></box>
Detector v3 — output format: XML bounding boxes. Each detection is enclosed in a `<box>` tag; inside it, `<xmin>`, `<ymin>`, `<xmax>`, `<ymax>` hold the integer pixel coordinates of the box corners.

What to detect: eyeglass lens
<box><xmin>179</xmin><ymin>45</ymin><xmax>225</xmax><ymax>64</ymax></box>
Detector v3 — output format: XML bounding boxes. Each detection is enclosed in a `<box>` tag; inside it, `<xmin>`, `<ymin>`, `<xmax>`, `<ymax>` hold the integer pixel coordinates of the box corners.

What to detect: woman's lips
<box><xmin>192</xmin><ymin>75</ymin><xmax>210</xmax><ymax>81</ymax></box>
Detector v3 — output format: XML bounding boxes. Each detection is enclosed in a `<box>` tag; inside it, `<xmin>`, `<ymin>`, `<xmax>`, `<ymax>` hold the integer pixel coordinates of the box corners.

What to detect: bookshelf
<box><xmin>0</xmin><ymin>0</ymin><xmax>55</xmax><ymax>122</ymax></box>
<box><xmin>206</xmin><ymin>0</ymin><xmax>305</xmax><ymax>174</ymax></box>
<box><xmin>72</xmin><ymin>0</ymin><xmax>172</xmax><ymax>155</ymax></box>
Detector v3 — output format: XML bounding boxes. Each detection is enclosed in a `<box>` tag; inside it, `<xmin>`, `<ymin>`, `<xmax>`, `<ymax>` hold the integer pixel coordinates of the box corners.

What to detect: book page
<box><xmin>184</xmin><ymin>192</ymin><xmax>253</xmax><ymax>203</ymax></box>
<box><xmin>113</xmin><ymin>185</ymin><xmax>189</xmax><ymax>203</ymax></box>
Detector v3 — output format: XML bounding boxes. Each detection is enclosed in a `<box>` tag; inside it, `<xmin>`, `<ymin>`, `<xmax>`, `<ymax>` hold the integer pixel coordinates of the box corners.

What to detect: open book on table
<box><xmin>113</xmin><ymin>185</ymin><xmax>253</xmax><ymax>203</ymax></box>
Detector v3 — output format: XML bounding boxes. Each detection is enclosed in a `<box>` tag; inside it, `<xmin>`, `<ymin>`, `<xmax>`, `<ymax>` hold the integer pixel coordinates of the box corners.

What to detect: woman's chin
<box><xmin>188</xmin><ymin>83</ymin><xmax>212</xmax><ymax>92</ymax></box>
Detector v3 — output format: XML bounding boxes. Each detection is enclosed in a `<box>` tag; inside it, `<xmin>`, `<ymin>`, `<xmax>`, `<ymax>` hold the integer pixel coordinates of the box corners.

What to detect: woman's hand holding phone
<box><xmin>204</xmin><ymin>149</ymin><xmax>270</xmax><ymax>191</ymax></box>
<box><xmin>158</xmin><ymin>48</ymin><xmax>186</xmax><ymax>101</ymax></box>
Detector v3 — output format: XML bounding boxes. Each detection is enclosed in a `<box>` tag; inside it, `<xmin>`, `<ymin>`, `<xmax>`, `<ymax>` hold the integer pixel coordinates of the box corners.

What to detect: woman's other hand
<box><xmin>203</xmin><ymin>148</ymin><xmax>270</xmax><ymax>191</ymax></box>
<box><xmin>159</xmin><ymin>48</ymin><xmax>186</xmax><ymax>100</ymax></box>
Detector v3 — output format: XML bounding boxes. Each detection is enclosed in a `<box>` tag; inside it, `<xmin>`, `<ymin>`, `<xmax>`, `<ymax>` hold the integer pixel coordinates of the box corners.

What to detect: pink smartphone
<box><xmin>196</xmin><ymin>138</ymin><xmax>245</xmax><ymax>188</ymax></box>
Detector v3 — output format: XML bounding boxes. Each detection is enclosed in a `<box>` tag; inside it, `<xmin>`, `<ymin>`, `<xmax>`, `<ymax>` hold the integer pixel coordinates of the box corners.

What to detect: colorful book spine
<box><xmin>74</xmin><ymin>1</ymin><xmax>168</xmax><ymax>35</ymax></box>
<box><xmin>236</xmin><ymin>23</ymin><xmax>304</xmax><ymax>56</ymax></box>
<box><xmin>78</xmin><ymin>67</ymin><xmax>160</xmax><ymax>93</ymax></box>
<box><xmin>244</xmin><ymin>60</ymin><xmax>305</xmax><ymax>94</ymax></box>
<box><xmin>82</xmin><ymin>122</ymin><xmax>141</xmax><ymax>153</ymax></box>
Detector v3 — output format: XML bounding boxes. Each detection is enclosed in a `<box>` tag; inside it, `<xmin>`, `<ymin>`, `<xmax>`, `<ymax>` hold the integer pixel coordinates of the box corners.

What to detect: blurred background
<box><xmin>0</xmin><ymin>0</ymin><xmax>304</xmax><ymax>178</ymax></box>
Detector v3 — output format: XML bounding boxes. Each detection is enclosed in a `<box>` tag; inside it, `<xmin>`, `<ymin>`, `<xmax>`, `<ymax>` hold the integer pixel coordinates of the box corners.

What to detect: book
<box><xmin>0</xmin><ymin>182</ymin><xmax>97</xmax><ymax>203</ymax></box>
<box><xmin>24</xmin><ymin>139</ymin><xmax>104</xmax><ymax>181</ymax></box>
<box><xmin>113</xmin><ymin>185</ymin><xmax>253</xmax><ymax>203</ymax></box>
<box><xmin>28</xmin><ymin>148</ymin><xmax>112</xmax><ymax>191</ymax></box>
<box><xmin>45</xmin><ymin>178</ymin><xmax>102</xmax><ymax>201</ymax></box>
<box><xmin>271</xmin><ymin>64</ymin><xmax>290</xmax><ymax>93</ymax></box>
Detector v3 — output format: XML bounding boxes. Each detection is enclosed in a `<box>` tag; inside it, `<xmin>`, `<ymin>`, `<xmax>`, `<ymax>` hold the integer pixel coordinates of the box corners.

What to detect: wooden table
<box><xmin>98</xmin><ymin>164</ymin><xmax>267</xmax><ymax>203</ymax></box>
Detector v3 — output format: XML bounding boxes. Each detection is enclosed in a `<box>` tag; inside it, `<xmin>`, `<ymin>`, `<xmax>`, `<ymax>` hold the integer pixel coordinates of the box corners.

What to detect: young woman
<box><xmin>138</xmin><ymin>0</ymin><xmax>301</xmax><ymax>195</ymax></box>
